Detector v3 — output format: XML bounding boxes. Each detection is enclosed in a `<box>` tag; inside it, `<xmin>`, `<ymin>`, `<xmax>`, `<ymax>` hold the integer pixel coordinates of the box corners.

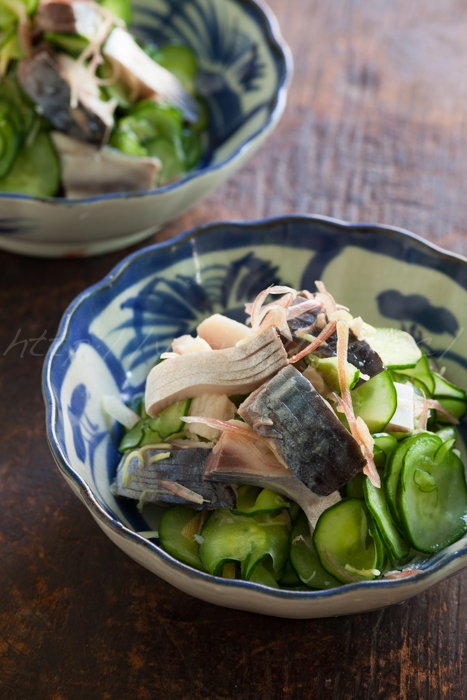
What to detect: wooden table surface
<box><xmin>2</xmin><ymin>0</ymin><xmax>467</xmax><ymax>697</ymax></box>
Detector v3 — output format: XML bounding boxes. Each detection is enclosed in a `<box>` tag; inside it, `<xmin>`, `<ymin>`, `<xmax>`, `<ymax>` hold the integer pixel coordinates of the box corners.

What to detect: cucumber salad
<box><xmin>0</xmin><ymin>0</ymin><xmax>206</xmax><ymax>197</ymax></box>
<box><xmin>107</xmin><ymin>282</ymin><xmax>467</xmax><ymax>590</ymax></box>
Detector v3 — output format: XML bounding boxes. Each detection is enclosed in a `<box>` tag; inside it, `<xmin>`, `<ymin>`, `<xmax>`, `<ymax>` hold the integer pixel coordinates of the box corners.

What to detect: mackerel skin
<box><xmin>112</xmin><ymin>448</ymin><xmax>235</xmax><ymax>509</ymax></box>
<box><xmin>286</xmin><ymin>303</ymin><xmax>384</xmax><ymax>379</ymax></box>
<box><xmin>238</xmin><ymin>366</ymin><xmax>366</xmax><ymax>496</ymax></box>
<box><xmin>204</xmin><ymin>433</ymin><xmax>341</xmax><ymax>529</ymax></box>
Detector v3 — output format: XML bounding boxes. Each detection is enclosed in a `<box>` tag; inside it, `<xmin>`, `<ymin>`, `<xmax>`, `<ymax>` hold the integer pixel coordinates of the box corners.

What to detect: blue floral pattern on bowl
<box><xmin>44</xmin><ymin>215</ymin><xmax>467</xmax><ymax>618</ymax></box>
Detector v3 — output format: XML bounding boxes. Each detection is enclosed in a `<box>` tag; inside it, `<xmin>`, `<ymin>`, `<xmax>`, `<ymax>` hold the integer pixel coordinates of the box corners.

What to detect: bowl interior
<box><xmin>46</xmin><ymin>217</ymin><xmax>467</xmax><ymax>583</ymax></box>
<box><xmin>131</xmin><ymin>0</ymin><xmax>288</xmax><ymax>168</ymax></box>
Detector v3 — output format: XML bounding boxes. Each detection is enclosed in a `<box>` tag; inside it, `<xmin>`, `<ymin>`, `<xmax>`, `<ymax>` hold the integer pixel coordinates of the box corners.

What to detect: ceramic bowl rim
<box><xmin>1</xmin><ymin>0</ymin><xmax>293</xmax><ymax>206</ymax></box>
<box><xmin>43</xmin><ymin>213</ymin><xmax>467</xmax><ymax>601</ymax></box>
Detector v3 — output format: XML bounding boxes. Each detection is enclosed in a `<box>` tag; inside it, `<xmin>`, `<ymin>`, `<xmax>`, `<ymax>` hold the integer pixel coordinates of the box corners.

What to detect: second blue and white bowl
<box><xmin>0</xmin><ymin>0</ymin><xmax>292</xmax><ymax>257</ymax></box>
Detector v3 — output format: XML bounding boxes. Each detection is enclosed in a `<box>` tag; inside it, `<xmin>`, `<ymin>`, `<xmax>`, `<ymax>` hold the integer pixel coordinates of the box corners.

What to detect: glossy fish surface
<box><xmin>238</xmin><ymin>365</ymin><xmax>366</xmax><ymax>496</ymax></box>
<box><xmin>112</xmin><ymin>448</ymin><xmax>235</xmax><ymax>509</ymax></box>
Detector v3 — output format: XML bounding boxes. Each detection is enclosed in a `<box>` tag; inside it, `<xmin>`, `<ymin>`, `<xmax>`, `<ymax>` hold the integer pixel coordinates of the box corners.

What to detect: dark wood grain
<box><xmin>2</xmin><ymin>0</ymin><xmax>467</xmax><ymax>697</ymax></box>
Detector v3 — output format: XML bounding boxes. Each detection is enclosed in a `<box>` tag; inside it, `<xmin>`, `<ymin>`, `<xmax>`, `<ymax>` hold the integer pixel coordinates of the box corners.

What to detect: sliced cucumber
<box><xmin>146</xmin><ymin>136</ymin><xmax>186</xmax><ymax>185</ymax></box>
<box><xmin>289</xmin><ymin>511</ymin><xmax>340</xmax><ymax>589</ymax></box>
<box><xmin>344</xmin><ymin>471</ymin><xmax>365</xmax><ymax>499</ymax></box>
<box><xmin>288</xmin><ymin>501</ymin><xmax>301</xmax><ymax>524</ymax></box>
<box><xmin>159</xmin><ymin>506</ymin><xmax>206</xmax><ymax>571</ymax></box>
<box><xmin>397</xmin><ymin>353</ymin><xmax>434</xmax><ymax>395</ymax></box>
<box><xmin>279</xmin><ymin>561</ymin><xmax>302</xmax><ymax>587</ymax></box>
<box><xmin>398</xmin><ymin>437</ymin><xmax>467</xmax><ymax>553</ymax></box>
<box><xmin>44</xmin><ymin>32</ymin><xmax>89</xmax><ymax>56</ymax></box>
<box><xmin>436</xmin><ymin>426</ymin><xmax>457</xmax><ymax>443</ymax></box>
<box><xmin>313</xmin><ymin>499</ymin><xmax>382</xmax><ymax>583</ymax></box>
<box><xmin>366</xmin><ymin>327</ymin><xmax>422</xmax><ymax>369</ymax></box>
<box><xmin>368</xmin><ymin>515</ymin><xmax>386</xmax><ymax>572</ymax></box>
<box><xmin>351</xmin><ymin>370</ymin><xmax>397</xmax><ymax>433</ymax></box>
<box><xmin>373</xmin><ymin>433</ymin><xmax>398</xmax><ymax>461</ymax></box>
<box><xmin>156</xmin><ymin>44</ymin><xmax>198</xmax><ymax>91</ymax></box>
<box><xmin>199</xmin><ymin>509</ymin><xmax>289</xmax><ymax>579</ymax></box>
<box><xmin>232</xmin><ymin>486</ymin><xmax>290</xmax><ymax>517</ymax></box>
<box><xmin>100</xmin><ymin>0</ymin><xmax>132</xmax><ymax>25</ymax></box>
<box><xmin>250</xmin><ymin>563</ymin><xmax>279</xmax><ymax>588</ymax></box>
<box><xmin>150</xmin><ymin>398</ymin><xmax>191</xmax><ymax>438</ymax></box>
<box><xmin>126</xmin><ymin>392</ymin><xmax>146</xmax><ymax>419</ymax></box>
<box><xmin>0</xmin><ymin>130</ymin><xmax>60</xmax><ymax>196</ymax></box>
<box><xmin>432</xmin><ymin>373</ymin><xmax>466</xmax><ymax>400</ymax></box>
<box><xmin>363</xmin><ymin>477</ymin><xmax>409</xmax><ymax>560</ymax></box>
<box><xmin>119</xmin><ymin>398</ymin><xmax>190</xmax><ymax>450</ymax></box>
<box><xmin>383</xmin><ymin>432</ymin><xmax>431</xmax><ymax>525</ymax></box>
<box><xmin>436</xmin><ymin>398</ymin><xmax>467</xmax><ymax>424</ymax></box>
<box><xmin>0</xmin><ymin>111</ymin><xmax>20</xmax><ymax>179</ymax></box>
<box><xmin>306</xmin><ymin>355</ymin><xmax>360</xmax><ymax>391</ymax></box>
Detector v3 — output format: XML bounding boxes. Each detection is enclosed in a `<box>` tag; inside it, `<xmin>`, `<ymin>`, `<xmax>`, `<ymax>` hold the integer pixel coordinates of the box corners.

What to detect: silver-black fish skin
<box><xmin>112</xmin><ymin>448</ymin><xmax>235</xmax><ymax>509</ymax></box>
<box><xmin>238</xmin><ymin>365</ymin><xmax>367</xmax><ymax>496</ymax></box>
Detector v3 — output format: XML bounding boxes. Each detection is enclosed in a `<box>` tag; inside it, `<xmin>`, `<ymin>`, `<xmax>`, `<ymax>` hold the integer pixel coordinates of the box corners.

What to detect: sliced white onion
<box><xmin>102</xmin><ymin>395</ymin><xmax>140</xmax><ymax>429</ymax></box>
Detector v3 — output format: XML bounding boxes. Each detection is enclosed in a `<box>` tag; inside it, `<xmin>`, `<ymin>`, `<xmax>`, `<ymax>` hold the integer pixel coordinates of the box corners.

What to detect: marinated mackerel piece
<box><xmin>205</xmin><ymin>433</ymin><xmax>341</xmax><ymax>528</ymax></box>
<box><xmin>18</xmin><ymin>49</ymin><xmax>115</xmax><ymax>145</ymax></box>
<box><xmin>112</xmin><ymin>448</ymin><xmax>235</xmax><ymax>510</ymax></box>
<box><xmin>52</xmin><ymin>132</ymin><xmax>161</xmax><ymax>197</ymax></box>
<box><xmin>145</xmin><ymin>327</ymin><xmax>288</xmax><ymax>417</ymax></box>
<box><xmin>287</xmin><ymin>300</ymin><xmax>384</xmax><ymax>379</ymax></box>
<box><xmin>238</xmin><ymin>365</ymin><xmax>367</xmax><ymax>496</ymax></box>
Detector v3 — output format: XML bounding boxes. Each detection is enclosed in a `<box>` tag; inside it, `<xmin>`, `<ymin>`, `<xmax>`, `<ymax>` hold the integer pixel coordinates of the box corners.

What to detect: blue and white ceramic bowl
<box><xmin>0</xmin><ymin>0</ymin><xmax>291</xmax><ymax>258</ymax></box>
<box><xmin>43</xmin><ymin>215</ymin><xmax>467</xmax><ymax>618</ymax></box>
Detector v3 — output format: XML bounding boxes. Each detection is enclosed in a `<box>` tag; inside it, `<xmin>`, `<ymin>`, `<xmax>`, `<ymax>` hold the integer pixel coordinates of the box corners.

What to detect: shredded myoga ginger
<box><xmin>415</xmin><ymin>397</ymin><xmax>459</xmax><ymax>430</ymax></box>
<box><xmin>244</xmin><ymin>281</ymin><xmax>381</xmax><ymax>488</ymax></box>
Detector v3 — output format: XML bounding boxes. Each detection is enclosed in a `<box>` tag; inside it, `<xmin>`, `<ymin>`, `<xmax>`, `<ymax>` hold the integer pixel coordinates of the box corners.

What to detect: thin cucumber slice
<box><xmin>373</xmin><ymin>433</ymin><xmax>398</xmax><ymax>461</ymax></box>
<box><xmin>159</xmin><ymin>506</ymin><xmax>206</xmax><ymax>571</ymax></box>
<box><xmin>279</xmin><ymin>561</ymin><xmax>302</xmax><ymax>587</ymax></box>
<box><xmin>290</xmin><ymin>511</ymin><xmax>340</xmax><ymax>589</ymax></box>
<box><xmin>363</xmin><ymin>477</ymin><xmax>409</xmax><ymax>560</ymax></box>
<box><xmin>436</xmin><ymin>426</ymin><xmax>457</xmax><ymax>443</ymax></box>
<box><xmin>150</xmin><ymin>398</ymin><xmax>191</xmax><ymax>438</ymax></box>
<box><xmin>432</xmin><ymin>373</ymin><xmax>466</xmax><ymax>400</ymax></box>
<box><xmin>397</xmin><ymin>353</ymin><xmax>435</xmax><ymax>395</ymax></box>
<box><xmin>345</xmin><ymin>471</ymin><xmax>365</xmax><ymax>499</ymax></box>
<box><xmin>366</xmin><ymin>327</ymin><xmax>422</xmax><ymax>369</ymax></box>
<box><xmin>156</xmin><ymin>44</ymin><xmax>198</xmax><ymax>92</ymax></box>
<box><xmin>351</xmin><ymin>370</ymin><xmax>397</xmax><ymax>433</ymax></box>
<box><xmin>146</xmin><ymin>136</ymin><xmax>186</xmax><ymax>185</ymax></box>
<box><xmin>232</xmin><ymin>486</ymin><xmax>290</xmax><ymax>517</ymax></box>
<box><xmin>383</xmin><ymin>432</ymin><xmax>431</xmax><ymax>525</ymax></box>
<box><xmin>0</xmin><ymin>131</ymin><xmax>60</xmax><ymax>196</ymax></box>
<box><xmin>250</xmin><ymin>563</ymin><xmax>279</xmax><ymax>588</ymax></box>
<box><xmin>126</xmin><ymin>392</ymin><xmax>146</xmax><ymax>419</ymax></box>
<box><xmin>288</xmin><ymin>501</ymin><xmax>301</xmax><ymax>524</ymax></box>
<box><xmin>44</xmin><ymin>32</ymin><xmax>89</xmax><ymax>56</ymax></box>
<box><xmin>199</xmin><ymin>509</ymin><xmax>289</xmax><ymax>579</ymax></box>
<box><xmin>119</xmin><ymin>421</ymin><xmax>145</xmax><ymax>451</ymax></box>
<box><xmin>313</xmin><ymin>499</ymin><xmax>381</xmax><ymax>583</ymax></box>
<box><xmin>182</xmin><ymin>127</ymin><xmax>203</xmax><ymax>170</ymax></box>
<box><xmin>119</xmin><ymin>398</ymin><xmax>190</xmax><ymax>450</ymax></box>
<box><xmin>398</xmin><ymin>437</ymin><xmax>467</xmax><ymax>552</ymax></box>
<box><xmin>129</xmin><ymin>100</ymin><xmax>184</xmax><ymax>139</ymax></box>
<box><xmin>306</xmin><ymin>355</ymin><xmax>360</xmax><ymax>391</ymax></box>
<box><xmin>436</xmin><ymin>398</ymin><xmax>467</xmax><ymax>424</ymax></box>
<box><xmin>0</xmin><ymin>113</ymin><xmax>20</xmax><ymax>179</ymax></box>
<box><xmin>368</xmin><ymin>515</ymin><xmax>386</xmax><ymax>572</ymax></box>
<box><xmin>100</xmin><ymin>0</ymin><xmax>132</xmax><ymax>24</ymax></box>
<box><xmin>373</xmin><ymin>445</ymin><xmax>386</xmax><ymax>469</ymax></box>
